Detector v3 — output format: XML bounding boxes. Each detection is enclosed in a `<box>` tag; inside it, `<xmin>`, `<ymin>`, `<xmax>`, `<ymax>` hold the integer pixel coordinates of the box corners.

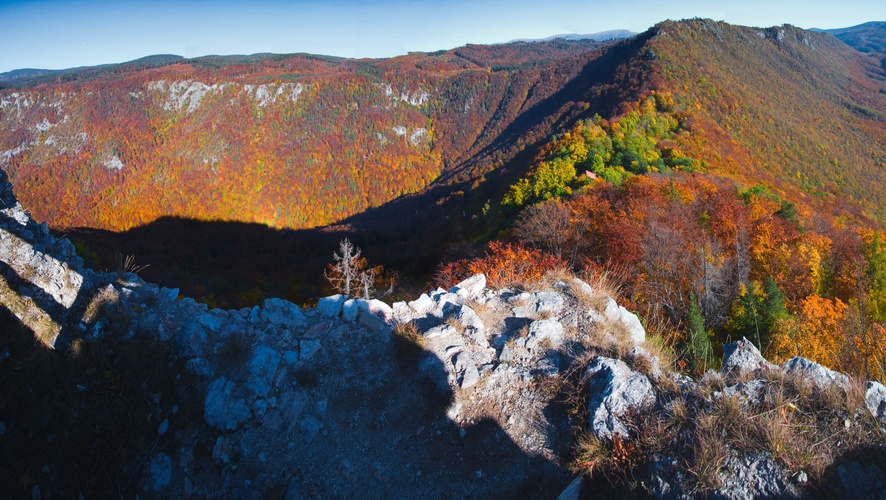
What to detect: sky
<box><xmin>1</xmin><ymin>0</ymin><xmax>884</xmax><ymax>74</ymax></box>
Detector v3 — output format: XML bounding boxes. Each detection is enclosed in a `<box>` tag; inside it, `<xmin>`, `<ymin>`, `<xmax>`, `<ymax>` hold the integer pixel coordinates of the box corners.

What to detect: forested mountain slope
<box><xmin>0</xmin><ymin>38</ymin><xmax>640</xmax><ymax>231</ymax></box>
<box><xmin>644</xmin><ymin>20</ymin><xmax>886</xmax><ymax>221</ymax></box>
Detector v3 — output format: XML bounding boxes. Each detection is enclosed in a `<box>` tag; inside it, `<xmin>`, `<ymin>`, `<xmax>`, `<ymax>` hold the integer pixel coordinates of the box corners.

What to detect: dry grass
<box><xmin>81</xmin><ymin>284</ymin><xmax>121</xmax><ymax>325</ymax></box>
<box><xmin>112</xmin><ymin>252</ymin><xmax>149</xmax><ymax>280</ymax></box>
<box><xmin>392</xmin><ymin>321</ymin><xmax>426</xmax><ymax>370</ymax></box>
<box><xmin>467</xmin><ymin>299</ymin><xmax>508</xmax><ymax>332</ymax></box>
<box><xmin>692</xmin><ymin>413</ymin><xmax>728</xmax><ymax>490</ymax></box>
<box><xmin>643</xmin><ymin>333</ymin><xmax>678</xmax><ymax>371</ymax></box>
<box><xmin>565</xmin><ymin>351</ymin><xmax>883</xmax><ymax>496</ymax></box>
<box><xmin>537</xmin><ymin>267</ymin><xmax>575</xmax><ymax>290</ymax></box>
<box><xmin>444</xmin><ymin>315</ymin><xmax>466</xmax><ymax>334</ymax></box>
<box><xmin>0</xmin><ymin>275</ymin><xmax>61</xmax><ymax>347</ymax></box>
<box><xmin>696</xmin><ymin>370</ymin><xmax>726</xmax><ymax>400</ymax></box>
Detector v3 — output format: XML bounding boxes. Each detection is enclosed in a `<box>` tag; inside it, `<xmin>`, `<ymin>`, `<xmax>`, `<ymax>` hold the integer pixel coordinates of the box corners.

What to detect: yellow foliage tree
<box><xmin>768</xmin><ymin>295</ymin><xmax>847</xmax><ymax>368</ymax></box>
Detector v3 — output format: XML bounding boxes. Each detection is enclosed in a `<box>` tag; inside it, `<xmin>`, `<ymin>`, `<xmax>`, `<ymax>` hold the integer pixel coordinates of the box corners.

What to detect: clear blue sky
<box><xmin>1</xmin><ymin>0</ymin><xmax>884</xmax><ymax>73</ymax></box>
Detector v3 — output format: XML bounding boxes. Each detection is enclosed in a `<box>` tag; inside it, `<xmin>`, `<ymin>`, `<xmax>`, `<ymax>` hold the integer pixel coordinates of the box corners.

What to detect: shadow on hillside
<box><xmin>0</xmin><ymin>306</ymin><xmax>205</xmax><ymax>498</ymax></box>
<box><xmin>0</xmin><ymin>301</ymin><xmax>583</xmax><ymax>497</ymax></box>
<box><xmin>312</xmin><ymin>332</ymin><xmax>575</xmax><ymax>497</ymax></box>
<box><xmin>437</xmin><ymin>30</ymin><xmax>656</xmax><ymax>185</ymax></box>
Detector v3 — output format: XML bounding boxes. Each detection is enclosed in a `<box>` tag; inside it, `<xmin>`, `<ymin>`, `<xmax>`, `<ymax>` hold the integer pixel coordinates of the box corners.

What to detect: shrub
<box><xmin>435</xmin><ymin>241</ymin><xmax>565</xmax><ymax>289</ymax></box>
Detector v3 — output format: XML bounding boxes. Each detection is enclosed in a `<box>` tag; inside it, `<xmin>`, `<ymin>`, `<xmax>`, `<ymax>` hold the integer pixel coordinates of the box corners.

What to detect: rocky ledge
<box><xmin>1</xmin><ymin>171</ymin><xmax>885</xmax><ymax>498</ymax></box>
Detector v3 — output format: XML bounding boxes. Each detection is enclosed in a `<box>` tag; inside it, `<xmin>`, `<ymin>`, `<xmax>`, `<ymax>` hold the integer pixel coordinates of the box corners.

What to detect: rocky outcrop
<box><xmin>1</xmin><ymin>173</ymin><xmax>884</xmax><ymax>499</ymax></box>
<box><xmin>782</xmin><ymin>356</ymin><xmax>850</xmax><ymax>390</ymax></box>
<box><xmin>721</xmin><ymin>337</ymin><xmax>776</xmax><ymax>377</ymax></box>
<box><xmin>584</xmin><ymin>357</ymin><xmax>654</xmax><ymax>440</ymax></box>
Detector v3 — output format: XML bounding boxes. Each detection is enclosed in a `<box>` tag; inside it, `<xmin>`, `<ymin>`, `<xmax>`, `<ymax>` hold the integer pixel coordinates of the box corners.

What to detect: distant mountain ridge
<box><xmin>817</xmin><ymin>21</ymin><xmax>886</xmax><ymax>54</ymax></box>
<box><xmin>0</xmin><ymin>68</ymin><xmax>61</xmax><ymax>82</ymax></box>
<box><xmin>508</xmin><ymin>29</ymin><xmax>637</xmax><ymax>43</ymax></box>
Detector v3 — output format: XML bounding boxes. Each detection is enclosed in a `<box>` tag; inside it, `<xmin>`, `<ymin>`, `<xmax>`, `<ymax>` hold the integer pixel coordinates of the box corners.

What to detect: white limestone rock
<box><xmin>204</xmin><ymin>377</ymin><xmax>252</xmax><ymax>431</ymax></box>
<box><xmin>261</xmin><ymin>298</ymin><xmax>306</xmax><ymax>331</ymax></box>
<box><xmin>317</xmin><ymin>294</ymin><xmax>345</xmax><ymax>318</ymax></box>
<box><xmin>721</xmin><ymin>338</ymin><xmax>775</xmax><ymax>376</ymax></box>
<box><xmin>584</xmin><ymin>357</ymin><xmax>655</xmax><ymax>440</ymax></box>
<box><xmin>523</xmin><ymin>319</ymin><xmax>564</xmax><ymax>352</ymax></box>
<box><xmin>451</xmin><ymin>274</ymin><xmax>486</xmax><ymax>300</ymax></box>
<box><xmin>866</xmin><ymin>381</ymin><xmax>886</xmax><ymax>427</ymax></box>
<box><xmin>782</xmin><ymin>357</ymin><xmax>849</xmax><ymax>390</ymax></box>
<box><xmin>342</xmin><ymin>299</ymin><xmax>359</xmax><ymax>322</ymax></box>
<box><xmin>602</xmin><ymin>297</ymin><xmax>645</xmax><ymax>344</ymax></box>
<box><xmin>246</xmin><ymin>345</ymin><xmax>281</xmax><ymax>398</ymax></box>
<box><xmin>534</xmin><ymin>290</ymin><xmax>565</xmax><ymax>315</ymax></box>
<box><xmin>150</xmin><ymin>452</ymin><xmax>172</xmax><ymax>491</ymax></box>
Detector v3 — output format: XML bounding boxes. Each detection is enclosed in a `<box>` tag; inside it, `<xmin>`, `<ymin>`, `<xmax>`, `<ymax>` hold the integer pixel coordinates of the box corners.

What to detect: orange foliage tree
<box><xmin>768</xmin><ymin>295</ymin><xmax>847</xmax><ymax>368</ymax></box>
<box><xmin>435</xmin><ymin>241</ymin><xmax>565</xmax><ymax>289</ymax></box>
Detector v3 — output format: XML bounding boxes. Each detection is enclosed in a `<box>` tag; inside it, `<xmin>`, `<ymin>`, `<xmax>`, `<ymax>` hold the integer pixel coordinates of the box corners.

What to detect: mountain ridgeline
<box><xmin>2</xmin><ymin>19</ymin><xmax>886</xmax><ymax>306</ymax></box>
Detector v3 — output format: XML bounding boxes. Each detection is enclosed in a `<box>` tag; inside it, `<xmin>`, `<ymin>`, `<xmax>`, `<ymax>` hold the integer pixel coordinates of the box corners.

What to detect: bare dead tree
<box><xmin>697</xmin><ymin>240</ymin><xmax>736</xmax><ymax>330</ymax></box>
<box><xmin>325</xmin><ymin>238</ymin><xmax>395</xmax><ymax>299</ymax></box>
<box><xmin>359</xmin><ymin>266</ymin><xmax>376</xmax><ymax>300</ymax></box>
<box><xmin>325</xmin><ymin>238</ymin><xmax>362</xmax><ymax>297</ymax></box>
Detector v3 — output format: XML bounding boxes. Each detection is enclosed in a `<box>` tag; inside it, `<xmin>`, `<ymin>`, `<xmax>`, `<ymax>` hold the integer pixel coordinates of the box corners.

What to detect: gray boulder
<box><xmin>451</xmin><ymin>274</ymin><xmax>486</xmax><ymax>300</ymax></box>
<box><xmin>262</xmin><ymin>389</ymin><xmax>309</xmax><ymax>435</ymax></box>
<box><xmin>866</xmin><ymin>381</ymin><xmax>886</xmax><ymax>427</ymax></box>
<box><xmin>174</xmin><ymin>323</ymin><xmax>209</xmax><ymax>358</ymax></box>
<box><xmin>534</xmin><ymin>290</ymin><xmax>565</xmax><ymax>315</ymax></box>
<box><xmin>204</xmin><ymin>377</ymin><xmax>252</xmax><ymax>431</ymax></box>
<box><xmin>408</xmin><ymin>293</ymin><xmax>436</xmax><ymax>315</ymax></box>
<box><xmin>149</xmin><ymin>452</ymin><xmax>172</xmax><ymax>491</ymax></box>
<box><xmin>261</xmin><ymin>298</ymin><xmax>306</xmax><ymax>330</ymax></box>
<box><xmin>342</xmin><ymin>299</ymin><xmax>359</xmax><ymax>322</ymax></box>
<box><xmin>602</xmin><ymin>298</ymin><xmax>646</xmax><ymax>344</ymax></box>
<box><xmin>716</xmin><ymin>452</ymin><xmax>798</xmax><ymax>498</ymax></box>
<box><xmin>782</xmin><ymin>356</ymin><xmax>849</xmax><ymax>390</ymax></box>
<box><xmin>722</xmin><ymin>379</ymin><xmax>767</xmax><ymax>406</ymax></box>
<box><xmin>356</xmin><ymin>299</ymin><xmax>394</xmax><ymax>331</ymax></box>
<box><xmin>721</xmin><ymin>338</ymin><xmax>775</xmax><ymax>376</ymax></box>
<box><xmin>455</xmin><ymin>305</ymin><xmax>484</xmax><ymax>331</ymax></box>
<box><xmin>585</xmin><ymin>357</ymin><xmax>655</xmax><ymax>440</ymax></box>
<box><xmin>196</xmin><ymin>312</ymin><xmax>224</xmax><ymax>334</ymax></box>
<box><xmin>571</xmin><ymin>278</ymin><xmax>594</xmax><ymax>297</ymax></box>
<box><xmin>453</xmin><ymin>351</ymin><xmax>481</xmax><ymax>388</ymax></box>
<box><xmin>317</xmin><ymin>294</ymin><xmax>345</xmax><ymax>318</ymax></box>
<box><xmin>523</xmin><ymin>319</ymin><xmax>564</xmax><ymax>352</ymax></box>
<box><xmin>246</xmin><ymin>345</ymin><xmax>281</xmax><ymax>398</ymax></box>
<box><xmin>299</xmin><ymin>339</ymin><xmax>321</xmax><ymax>361</ymax></box>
